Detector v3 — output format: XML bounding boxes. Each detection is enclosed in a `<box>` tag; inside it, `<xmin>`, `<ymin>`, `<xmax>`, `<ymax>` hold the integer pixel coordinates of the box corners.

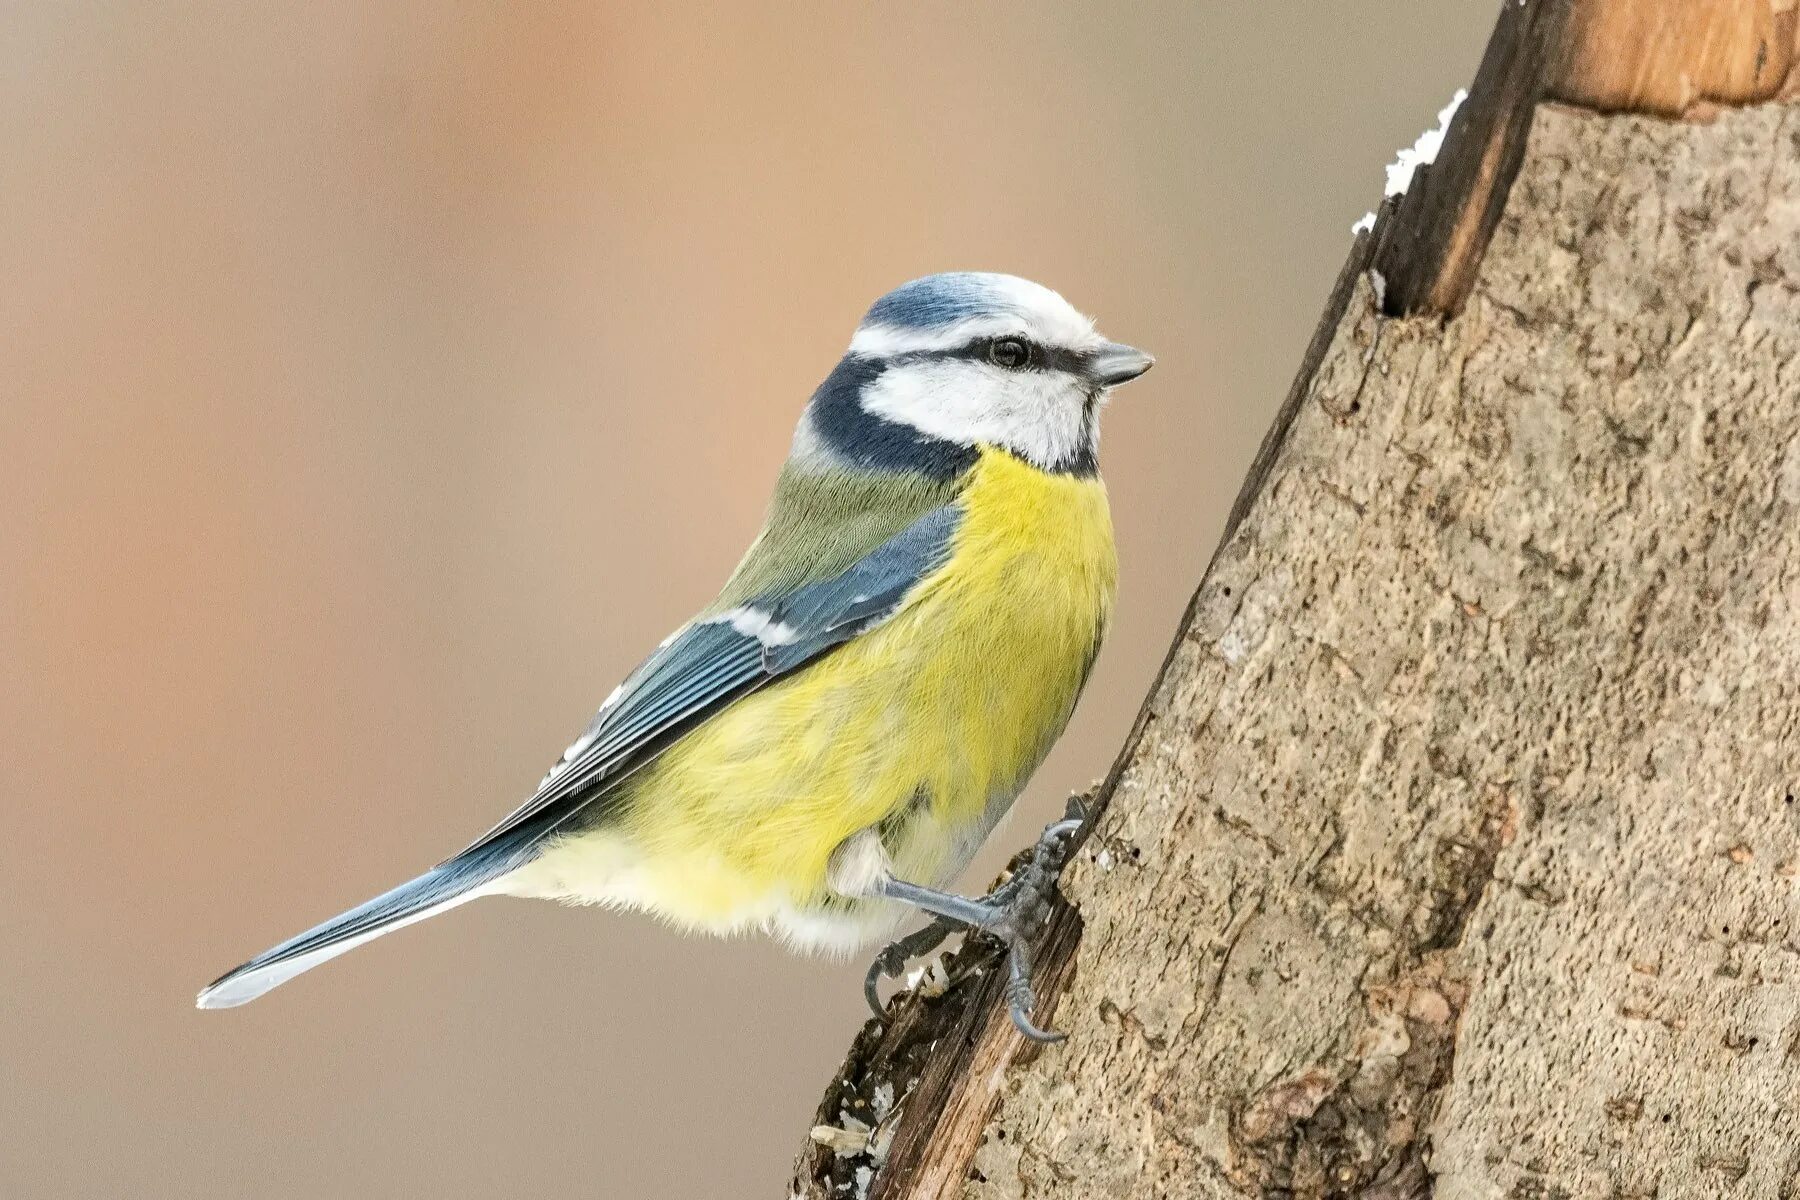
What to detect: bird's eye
<box><xmin>987</xmin><ymin>338</ymin><xmax>1032</xmax><ymax>370</ymax></box>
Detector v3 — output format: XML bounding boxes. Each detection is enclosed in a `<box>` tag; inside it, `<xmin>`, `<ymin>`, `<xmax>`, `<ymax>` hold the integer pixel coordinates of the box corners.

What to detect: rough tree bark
<box><xmin>793</xmin><ymin>3</ymin><xmax>1800</xmax><ymax>1197</ymax></box>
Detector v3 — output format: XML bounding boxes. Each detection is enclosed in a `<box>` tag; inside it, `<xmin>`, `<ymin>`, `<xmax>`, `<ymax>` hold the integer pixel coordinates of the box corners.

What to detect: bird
<box><xmin>198</xmin><ymin>272</ymin><xmax>1153</xmax><ymax>1039</ymax></box>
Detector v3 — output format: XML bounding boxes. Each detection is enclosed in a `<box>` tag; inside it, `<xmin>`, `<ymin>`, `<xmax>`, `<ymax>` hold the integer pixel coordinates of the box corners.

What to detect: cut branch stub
<box><xmin>1552</xmin><ymin>0</ymin><xmax>1800</xmax><ymax>115</ymax></box>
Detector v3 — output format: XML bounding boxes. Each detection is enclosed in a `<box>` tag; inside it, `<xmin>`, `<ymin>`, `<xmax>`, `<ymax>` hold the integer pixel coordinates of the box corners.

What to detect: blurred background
<box><xmin>2</xmin><ymin>4</ymin><xmax>1491</xmax><ymax>1196</ymax></box>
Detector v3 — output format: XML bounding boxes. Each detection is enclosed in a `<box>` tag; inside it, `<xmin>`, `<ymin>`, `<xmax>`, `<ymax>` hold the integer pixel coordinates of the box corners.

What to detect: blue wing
<box><xmin>458</xmin><ymin>502</ymin><xmax>963</xmax><ymax>853</ymax></box>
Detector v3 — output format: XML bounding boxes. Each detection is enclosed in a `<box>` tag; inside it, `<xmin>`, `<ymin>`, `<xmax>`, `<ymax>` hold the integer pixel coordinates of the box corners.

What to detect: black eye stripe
<box><xmin>888</xmin><ymin>340</ymin><xmax>1092</xmax><ymax>374</ymax></box>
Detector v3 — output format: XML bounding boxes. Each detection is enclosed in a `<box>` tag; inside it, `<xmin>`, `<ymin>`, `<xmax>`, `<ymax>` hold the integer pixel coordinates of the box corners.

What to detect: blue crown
<box><xmin>861</xmin><ymin>273</ymin><xmax>1023</xmax><ymax>331</ymax></box>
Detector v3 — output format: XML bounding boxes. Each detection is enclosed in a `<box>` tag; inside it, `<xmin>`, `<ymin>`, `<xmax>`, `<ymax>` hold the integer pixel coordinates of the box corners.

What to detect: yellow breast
<box><xmin>513</xmin><ymin>448</ymin><xmax>1116</xmax><ymax>946</ymax></box>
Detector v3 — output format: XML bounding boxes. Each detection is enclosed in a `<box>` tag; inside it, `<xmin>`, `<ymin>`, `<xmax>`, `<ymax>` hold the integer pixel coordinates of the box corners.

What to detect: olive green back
<box><xmin>710</xmin><ymin>463</ymin><xmax>967</xmax><ymax>611</ymax></box>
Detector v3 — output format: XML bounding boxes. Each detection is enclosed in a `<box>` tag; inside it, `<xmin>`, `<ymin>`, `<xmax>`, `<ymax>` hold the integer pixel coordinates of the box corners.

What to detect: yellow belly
<box><xmin>509</xmin><ymin>448</ymin><xmax>1116</xmax><ymax>949</ymax></box>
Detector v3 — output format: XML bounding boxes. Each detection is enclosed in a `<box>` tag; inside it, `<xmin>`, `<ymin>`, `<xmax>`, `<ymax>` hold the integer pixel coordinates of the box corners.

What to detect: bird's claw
<box><xmin>863</xmin><ymin>917</ymin><xmax>958</xmax><ymax>1019</ymax></box>
<box><xmin>1006</xmin><ymin>937</ymin><xmax>1063</xmax><ymax>1043</ymax></box>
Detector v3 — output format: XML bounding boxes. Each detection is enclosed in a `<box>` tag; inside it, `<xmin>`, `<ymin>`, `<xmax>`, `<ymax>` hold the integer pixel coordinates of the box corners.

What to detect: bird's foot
<box><xmin>871</xmin><ymin>799</ymin><xmax>1089</xmax><ymax>1043</ymax></box>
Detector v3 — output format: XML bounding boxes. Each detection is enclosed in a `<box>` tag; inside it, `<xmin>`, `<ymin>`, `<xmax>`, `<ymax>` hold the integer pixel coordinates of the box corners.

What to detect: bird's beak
<box><xmin>1087</xmin><ymin>342</ymin><xmax>1156</xmax><ymax>387</ymax></box>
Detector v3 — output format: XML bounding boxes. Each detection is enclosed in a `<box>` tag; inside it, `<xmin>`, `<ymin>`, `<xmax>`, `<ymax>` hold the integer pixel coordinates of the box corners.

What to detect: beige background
<box><xmin>2</xmin><ymin>5</ymin><xmax>1490</xmax><ymax>1197</ymax></box>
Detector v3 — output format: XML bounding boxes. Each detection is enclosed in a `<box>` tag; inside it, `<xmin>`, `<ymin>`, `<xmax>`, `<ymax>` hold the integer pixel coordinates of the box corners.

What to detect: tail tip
<box><xmin>195</xmin><ymin>967</ymin><xmax>263</xmax><ymax>1010</ymax></box>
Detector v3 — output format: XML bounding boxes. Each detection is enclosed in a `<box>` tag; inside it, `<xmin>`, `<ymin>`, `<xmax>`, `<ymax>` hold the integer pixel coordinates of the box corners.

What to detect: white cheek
<box><xmin>1005</xmin><ymin>372</ymin><xmax>1087</xmax><ymax>464</ymax></box>
<box><xmin>858</xmin><ymin>359</ymin><xmax>985</xmax><ymax>443</ymax></box>
<box><xmin>860</xmin><ymin>361</ymin><xmax>1088</xmax><ymax>469</ymax></box>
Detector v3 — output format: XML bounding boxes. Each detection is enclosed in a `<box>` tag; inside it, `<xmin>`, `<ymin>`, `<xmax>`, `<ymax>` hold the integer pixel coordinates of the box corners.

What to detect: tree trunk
<box><xmin>793</xmin><ymin>3</ymin><xmax>1800</xmax><ymax>1197</ymax></box>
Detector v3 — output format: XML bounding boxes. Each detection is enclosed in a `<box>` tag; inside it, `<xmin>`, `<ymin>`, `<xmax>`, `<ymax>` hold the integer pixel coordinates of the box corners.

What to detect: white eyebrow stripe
<box><xmin>849</xmin><ymin>316</ymin><xmax>1028</xmax><ymax>358</ymax></box>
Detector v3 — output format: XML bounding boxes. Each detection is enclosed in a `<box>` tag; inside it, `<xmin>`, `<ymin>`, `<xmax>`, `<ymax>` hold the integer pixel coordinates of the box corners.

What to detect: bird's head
<box><xmin>797</xmin><ymin>272</ymin><xmax>1154</xmax><ymax>477</ymax></box>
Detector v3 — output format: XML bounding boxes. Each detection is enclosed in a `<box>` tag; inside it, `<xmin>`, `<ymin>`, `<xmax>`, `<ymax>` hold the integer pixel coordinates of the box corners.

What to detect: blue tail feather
<box><xmin>197</xmin><ymin>832</ymin><xmax>535</xmax><ymax>1009</ymax></box>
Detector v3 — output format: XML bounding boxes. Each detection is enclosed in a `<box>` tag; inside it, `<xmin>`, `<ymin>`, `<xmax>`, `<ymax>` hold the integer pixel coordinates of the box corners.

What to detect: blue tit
<box><xmin>199</xmin><ymin>272</ymin><xmax>1153</xmax><ymax>1039</ymax></box>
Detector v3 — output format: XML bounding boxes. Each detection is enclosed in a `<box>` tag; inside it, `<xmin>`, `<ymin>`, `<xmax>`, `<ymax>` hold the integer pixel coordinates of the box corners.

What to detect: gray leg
<box><xmin>870</xmin><ymin>810</ymin><xmax>1086</xmax><ymax>1042</ymax></box>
